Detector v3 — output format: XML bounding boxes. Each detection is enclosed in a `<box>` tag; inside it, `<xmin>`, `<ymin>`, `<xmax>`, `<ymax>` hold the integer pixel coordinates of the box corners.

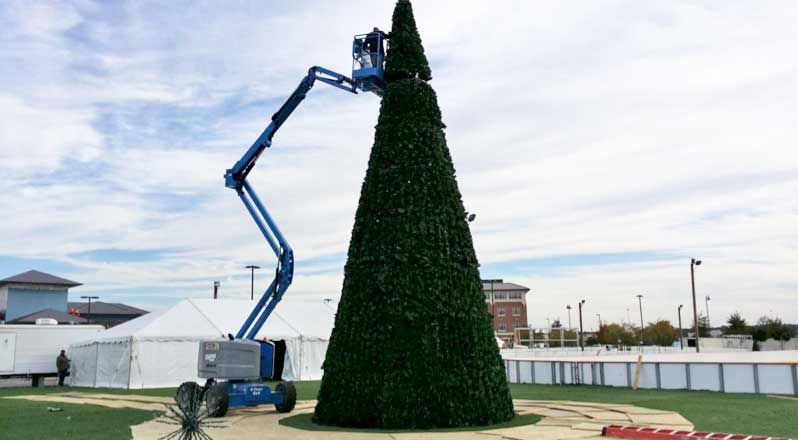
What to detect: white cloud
<box><xmin>0</xmin><ymin>1</ymin><xmax>796</xmax><ymax>326</ymax></box>
<box><xmin>0</xmin><ymin>95</ymin><xmax>102</xmax><ymax>173</ymax></box>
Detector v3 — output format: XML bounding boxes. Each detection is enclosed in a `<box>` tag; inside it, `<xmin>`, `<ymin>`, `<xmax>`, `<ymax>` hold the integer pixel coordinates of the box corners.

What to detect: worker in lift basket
<box><xmin>56</xmin><ymin>350</ymin><xmax>70</xmax><ymax>386</ymax></box>
<box><xmin>364</xmin><ymin>27</ymin><xmax>385</xmax><ymax>68</ymax></box>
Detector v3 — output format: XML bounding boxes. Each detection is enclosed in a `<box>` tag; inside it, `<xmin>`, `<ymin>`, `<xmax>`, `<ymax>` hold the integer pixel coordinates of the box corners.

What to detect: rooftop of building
<box><xmin>67</xmin><ymin>301</ymin><xmax>148</xmax><ymax>316</ymax></box>
<box><xmin>481</xmin><ymin>279</ymin><xmax>530</xmax><ymax>292</ymax></box>
<box><xmin>6</xmin><ymin>308</ymin><xmax>88</xmax><ymax>324</ymax></box>
<box><xmin>0</xmin><ymin>270</ymin><xmax>81</xmax><ymax>288</ymax></box>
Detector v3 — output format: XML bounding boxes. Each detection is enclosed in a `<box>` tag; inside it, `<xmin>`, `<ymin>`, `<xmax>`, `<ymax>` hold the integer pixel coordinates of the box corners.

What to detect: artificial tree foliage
<box><xmin>313</xmin><ymin>0</ymin><xmax>514</xmax><ymax>429</ymax></box>
<box><xmin>383</xmin><ymin>0</ymin><xmax>431</xmax><ymax>82</ymax></box>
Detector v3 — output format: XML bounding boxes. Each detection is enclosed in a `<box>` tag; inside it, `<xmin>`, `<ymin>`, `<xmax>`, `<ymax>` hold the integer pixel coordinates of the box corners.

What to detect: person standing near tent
<box><xmin>56</xmin><ymin>350</ymin><xmax>70</xmax><ymax>386</ymax></box>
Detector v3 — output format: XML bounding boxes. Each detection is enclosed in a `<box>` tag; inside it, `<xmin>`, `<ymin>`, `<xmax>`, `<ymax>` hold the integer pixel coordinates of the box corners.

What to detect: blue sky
<box><xmin>1</xmin><ymin>1</ymin><xmax>797</xmax><ymax>328</ymax></box>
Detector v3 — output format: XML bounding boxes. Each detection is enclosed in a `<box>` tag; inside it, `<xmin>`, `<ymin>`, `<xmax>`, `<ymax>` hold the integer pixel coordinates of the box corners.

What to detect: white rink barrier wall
<box><xmin>503</xmin><ymin>353</ymin><xmax>798</xmax><ymax>395</ymax></box>
<box><xmin>502</xmin><ymin>347</ymin><xmax>696</xmax><ymax>358</ymax></box>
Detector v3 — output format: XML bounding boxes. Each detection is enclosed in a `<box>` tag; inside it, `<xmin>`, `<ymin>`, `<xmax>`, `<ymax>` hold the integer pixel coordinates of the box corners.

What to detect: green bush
<box><xmin>313</xmin><ymin>0</ymin><xmax>514</xmax><ymax>429</ymax></box>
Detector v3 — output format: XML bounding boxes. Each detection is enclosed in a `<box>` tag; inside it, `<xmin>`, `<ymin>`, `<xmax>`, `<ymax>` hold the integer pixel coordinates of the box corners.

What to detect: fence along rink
<box><xmin>503</xmin><ymin>352</ymin><xmax>798</xmax><ymax>395</ymax></box>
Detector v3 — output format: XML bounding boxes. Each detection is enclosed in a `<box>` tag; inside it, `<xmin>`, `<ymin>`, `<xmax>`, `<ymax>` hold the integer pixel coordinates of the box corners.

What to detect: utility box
<box><xmin>198</xmin><ymin>339</ymin><xmax>260</xmax><ymax>381</ymax></box>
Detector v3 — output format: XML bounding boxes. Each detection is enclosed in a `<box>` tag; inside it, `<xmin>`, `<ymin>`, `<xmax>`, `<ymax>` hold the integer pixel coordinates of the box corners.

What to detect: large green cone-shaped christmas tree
<box><xmin>313</xmin><ymin>0</ymin><xmax>514</xmax><ymax>429</ymax></box>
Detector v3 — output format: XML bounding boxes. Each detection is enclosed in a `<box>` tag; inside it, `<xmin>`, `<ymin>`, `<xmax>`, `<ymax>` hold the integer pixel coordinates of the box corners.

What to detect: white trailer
<box><xmin>0</xmin><ymin>323</ymin><xmax>104</xmax><ymax>386</ymax></box>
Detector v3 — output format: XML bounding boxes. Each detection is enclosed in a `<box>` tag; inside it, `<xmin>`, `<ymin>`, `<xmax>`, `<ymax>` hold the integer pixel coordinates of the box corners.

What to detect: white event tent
<box><xmin>68</xmin><ymin>298</ymin><xmax>335</xmax><ymax>389</ymax></box>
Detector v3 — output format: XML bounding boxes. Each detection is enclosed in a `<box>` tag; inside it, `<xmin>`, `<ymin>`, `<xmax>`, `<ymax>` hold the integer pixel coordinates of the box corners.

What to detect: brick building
<box><xmin>483</xmin><ymin>279</ymin><xmax>530</xmax><ymax>342</ymax></box>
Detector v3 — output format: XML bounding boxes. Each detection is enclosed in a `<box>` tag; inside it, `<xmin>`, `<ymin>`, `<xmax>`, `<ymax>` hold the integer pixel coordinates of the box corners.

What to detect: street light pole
<box><xmin>80</xmin><ymin>295</ymin><xmax>99</xmax><ymax>324</ymax></box>
<box><xmin>677</xmin><ymin>304</ymin><xmax>684</xmax><ymax>350</ymax></box>
<box><xmin>596</xmin><ymin>313</ymin><xmax>601</xmax><ymax>329</ymax></box>
<box><xmin>245</xmin><ymin>265</ymin><xmax>261</xmax><ymax>301</ymax></box>
<box><xmin>691</xmin><ymin>258</ymin><xmax>702</xmax><ymax>353</ymax></box>
<box><xmin>578</xmin><ymin>299</ymin><xmax>586</xmax><ymax>351</ymax></box>
<box><xmin>705</xmin><ymin>295</ymin><xmax>711</xmax><ymax>329</ymax></box>
<box><xmin>566</xmin><ymin>305</ymin><xmax>572</xmax><ymax>329</ymax></box>
<box><xmin>636</xmin><ymin>294</ymin><xmax>644</xmax><ymax>345</ymax></box>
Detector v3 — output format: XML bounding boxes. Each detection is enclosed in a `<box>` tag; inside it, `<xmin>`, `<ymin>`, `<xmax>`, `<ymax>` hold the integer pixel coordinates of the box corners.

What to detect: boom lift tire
<box><xmin>274</xmin><ymin>381</ymin><xmax>296</xmax><ymax>413</ymax></box>
<box><xmin>205</xmin><ymin>382</ymin><xmax>229</xmax><ymax>417</ymax></box>
<box><xmin>175</xmin><ymin>381</ymin><xmax>203</xmax><ymax>412</ymax></box>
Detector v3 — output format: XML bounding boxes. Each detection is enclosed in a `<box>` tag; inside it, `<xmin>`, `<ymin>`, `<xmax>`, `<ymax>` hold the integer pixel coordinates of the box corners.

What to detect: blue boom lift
<box><xmin>175</xmin><ymin>28</ymin><xmax>389</xmax><ymax>417</ymax></box>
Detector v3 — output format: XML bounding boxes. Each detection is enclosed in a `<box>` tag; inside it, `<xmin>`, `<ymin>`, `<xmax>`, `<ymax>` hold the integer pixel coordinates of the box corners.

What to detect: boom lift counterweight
<box><xmin>176</xmin><ymin>29</ymin><xmax>388</xmax><ymax>417</ymax></box>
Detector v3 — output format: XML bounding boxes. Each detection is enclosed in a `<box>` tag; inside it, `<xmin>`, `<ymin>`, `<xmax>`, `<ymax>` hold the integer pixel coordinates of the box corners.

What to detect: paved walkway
<box><xmin>133</xmin><ymin>398</ymin><xmax>693</xmax><ymax>440</ymax></box>
<box><xmin>3</xmin><ymin>393</ymin><xmax>694</xmax><ymax>439</ymax></box>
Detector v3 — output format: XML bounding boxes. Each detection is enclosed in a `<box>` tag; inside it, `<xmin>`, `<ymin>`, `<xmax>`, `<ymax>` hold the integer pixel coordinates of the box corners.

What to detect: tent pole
<box><xmin>128</xmin><ymin>336</ymin><xmax>133</xmax><ymax>389</ymax></box>
<box><xmin>93</xmin><ymin>342</ymin><xmax>99</xmax><ymax>388</ymax></box>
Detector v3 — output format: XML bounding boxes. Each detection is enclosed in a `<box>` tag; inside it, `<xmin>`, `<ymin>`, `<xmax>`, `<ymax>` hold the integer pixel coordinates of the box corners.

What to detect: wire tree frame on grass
<box><xmin>158</xmin><ymin>386</ymin><xmax>225</xmax><ymax>440</ymax></box>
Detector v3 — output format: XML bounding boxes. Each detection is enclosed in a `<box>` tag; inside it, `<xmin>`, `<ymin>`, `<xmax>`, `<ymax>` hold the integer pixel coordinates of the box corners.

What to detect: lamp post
<box><xmin>705</xmin><ymin>295</ymin><xmax>711</xmax><ymax>329</ymax></box>
<box><xmin>578</xmin><ymin>299</ymin><xmax>586</xmax><ymax>351</ymax></box>
<box><xmin>596</xmin><ymin>313</ymin><xmax>602</xmax><ymax>329</ymax></box>
<box><xmin>636</xmin><ymin>294</ymin><xmax>644</xmax><ymax>345</ymax></box>
<box><xmin>213</xmin><ymin>281</ymin><xmax>220</xmax><ymax>299</ymax></box>
<box><xmin>677</xmin><ymin>304</ymin><xmax>684</xmax><ymax>350</ymax></box>
<box><xmin>691</xmin><ymin>258</ymin><xmax>702</xmax><ymax>352</ymax></box>
<box><xmin>80</xmin><ymin>295</ymin><xmax>99</xmax><ymax>324</ymax></box>
<box><xmin>245</xmin><ymin>265</ymin><xmax>261</xmax><ymax>301</ymax></box>
<box><xmin>566</xmin><ymin>305</ymin><xmax>572</xmax><ymax>329</ymax></box>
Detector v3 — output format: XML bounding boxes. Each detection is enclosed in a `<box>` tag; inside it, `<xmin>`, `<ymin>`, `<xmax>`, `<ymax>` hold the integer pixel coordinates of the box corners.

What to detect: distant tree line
<box><xmin>589</xmin><ymin>320</ymin><xmax>680</xmax><ymax>347</ymax></box>
<box><xmin>722</xmin><ymin>311</ymin><xmax>794</xmax><ymax>342</ymax></box>
<box><xmin>579</xmin><ymin>312</ymin><xmax>794</xmax><ymax>348</ymax></box>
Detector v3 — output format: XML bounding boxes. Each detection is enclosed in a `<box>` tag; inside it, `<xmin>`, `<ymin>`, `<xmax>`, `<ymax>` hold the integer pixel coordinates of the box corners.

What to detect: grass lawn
<box><xmin>0</xmin><ymin>381</ymin><xmax>796</xmax><ymax>439</ymax></box>
<box><xmin>508</xmin><ymin>384</ymin><xmax>798</xmax><ymax>438</ymax></box>
<box><xmin>0</xmin><ymin>386</ymin><xmax>171</xmax><ymax>440</ymax></box>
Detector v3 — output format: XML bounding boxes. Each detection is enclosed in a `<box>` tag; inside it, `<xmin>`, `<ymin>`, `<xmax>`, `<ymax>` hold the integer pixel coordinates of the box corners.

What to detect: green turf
<box><xmin>280</xmin><ymin>412</ymin><xmax>541</xmax><ymax>432</ymax></box>
<box><xmin>0</xmin><ymin>385</ymin><xmax>176</xmax><ymax>398</ymax></box>
<box><xmin>0</xmin><ymin>394</ymin><xmax>158</xmax><ymax>439</ymax></box>
<box><xmin>0</xmin><ymin>385</ymin><xmax>173</xmax><ymax>439</ymax></box>
<box><xmin>1</xmin><ymin>381</ymin><xmax>796</xmax><ymax>439</ymax></box>
<box><xmin>508</xmin><ymin>383</ymin><xmax>798</xmax><ymax>438</ymax></box>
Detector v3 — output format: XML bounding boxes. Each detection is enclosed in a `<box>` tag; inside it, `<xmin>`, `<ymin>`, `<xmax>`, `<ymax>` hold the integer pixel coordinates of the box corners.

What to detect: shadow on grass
<box><xmin>279</xmin><ymin>413</ymin><xmax>541</xmax><ymax>433</ymax></box>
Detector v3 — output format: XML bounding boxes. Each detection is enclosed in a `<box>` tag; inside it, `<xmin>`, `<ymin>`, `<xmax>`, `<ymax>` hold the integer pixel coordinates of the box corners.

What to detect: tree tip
<box><xmin>384</xmin><ymin>0</ymin><xmax>432</xmax><ymax>82</ymax></box>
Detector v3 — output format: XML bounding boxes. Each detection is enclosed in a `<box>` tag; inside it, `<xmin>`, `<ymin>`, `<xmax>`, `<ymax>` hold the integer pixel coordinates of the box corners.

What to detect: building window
<box><xmin>513</xmin><ymin>323</ymin><xmax>525</xmax><ymax>329</ymax></box>
<box><xmin>497</xmin><ymin>308</ymin><xmax>505</xmax><ymax>317</ymax></box>
<box><xmin>498</xmin><ymin>323</ymin><xmax>507</xmax><ymax>332</ymax></box>
<box><xmin>512</xmin><ymin>307</ymin><xmax>520</xmax><ymax>316</ymax></box>
<box><xmin>493</xmin><ymin>293</ymin><xmax>507</xmax><ymax>300</ymax></box>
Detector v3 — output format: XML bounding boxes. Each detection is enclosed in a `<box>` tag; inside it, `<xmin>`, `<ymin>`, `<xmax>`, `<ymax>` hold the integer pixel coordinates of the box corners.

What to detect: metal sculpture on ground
<box><xmin>159</xmin><ymin>386</ymin><xmax>225</xmax><ymax>440</ymax></box>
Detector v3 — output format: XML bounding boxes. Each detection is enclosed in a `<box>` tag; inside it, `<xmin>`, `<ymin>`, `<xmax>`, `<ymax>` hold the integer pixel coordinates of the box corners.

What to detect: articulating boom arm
<box><xmin>229</xmin><ymin>67</ymin><xmax>358</xmax><ymax>340</ymax></box>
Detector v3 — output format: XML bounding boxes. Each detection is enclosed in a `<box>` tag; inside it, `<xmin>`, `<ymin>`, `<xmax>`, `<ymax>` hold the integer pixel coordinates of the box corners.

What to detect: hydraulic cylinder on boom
<box><xmin>175</xmin><ymin>28</ymin><xmax>388</xmax><ymax>418</ymax></box>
